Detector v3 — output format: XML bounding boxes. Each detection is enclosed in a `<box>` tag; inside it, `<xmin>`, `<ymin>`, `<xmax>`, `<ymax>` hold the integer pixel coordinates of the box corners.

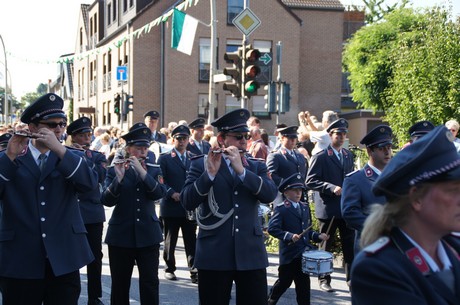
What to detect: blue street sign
<box><xmin>116</xmin><ymin>66</ymin><xmax>128</xmax><ymax>81</ymax></box>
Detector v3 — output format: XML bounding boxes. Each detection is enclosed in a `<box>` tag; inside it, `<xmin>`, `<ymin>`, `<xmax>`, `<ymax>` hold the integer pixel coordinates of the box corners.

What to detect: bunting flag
<box><xmin>171</xmin><ymin>9</ymin><xmax>198</xmax><ymax>56</ymax></box>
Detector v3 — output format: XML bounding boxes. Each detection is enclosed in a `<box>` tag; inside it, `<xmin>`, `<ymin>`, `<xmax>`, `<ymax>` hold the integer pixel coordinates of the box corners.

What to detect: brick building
<box><xmin>72</xmin><ymin>0</ymin><xmax>345</xmax><ymax>132</ymax></box>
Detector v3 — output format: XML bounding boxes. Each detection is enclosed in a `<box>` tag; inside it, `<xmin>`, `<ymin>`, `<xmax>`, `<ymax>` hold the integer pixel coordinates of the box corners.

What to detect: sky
<box><xmin>0</xmin><ymin>0</ymin><xmax>459</xmax><ymax>100</ymax></box>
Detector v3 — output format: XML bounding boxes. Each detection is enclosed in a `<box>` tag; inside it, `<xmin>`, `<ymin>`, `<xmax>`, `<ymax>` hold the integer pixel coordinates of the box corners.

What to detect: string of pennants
<box><xmin>5</xmin><ymin>0</ymin><xmax>200</xmax><ymax>65</ymax></box>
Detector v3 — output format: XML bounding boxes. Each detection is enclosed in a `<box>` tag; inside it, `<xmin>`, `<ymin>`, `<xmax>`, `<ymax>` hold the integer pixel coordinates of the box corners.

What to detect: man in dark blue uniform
<box><xmin>402</xmin><ymin>120</ymin><xmax>435</xmax><ymax>148</ymax></box>
<box><xmin>144</xmin><ymin>110</ymin><xmax>167</xmax><ymax>144</ymax></box>
<box><xmin>341</xmin><ymin>125</ymin><xmax>393</xmax><ymax>255</ymax></box>
<box><xmin>305</xmin><ymin>118</ymin><xmax>355</xmax><ymax>292</ymax></box>
<box><xmin>267</xmin><ymin>126</ymin><xmax>308</xmax><ymax>204</ymax></box>
<box><xmin>0</xmin><ymin>133</ymin><xmax>12</xmax><ymax>151</ymax></box>
<box><xmin>268</xmin><ymin>174</ymin><xmax>328</xmax><ymax>305</ymax></box>
<box><xmin>187</xmin><ymin>118</ymin><xmax>211</xmax><ymax>156</ymax></box>
<box><xmin>102</xmin><ymin>122</ymin><xmax>166</xmax><ymax>305</ymax></box>
<box><xmin>0</xmin><ymin>93</ymin><xmax>98</xmax><ymax>305</ymax></box>
<box><xmin>67</xmin><ymin>117</ymin><xmax>107</xmax><ymax>305</ymax></box>
<box><xmin>181</xmin><ymin>109</ymin><xmax>278</xmax><ymax>305</ymax></box>
<box><xmin>158</xmin><ymin>124</ymin><xmax>198</xmax><ymax>283</ymax></box>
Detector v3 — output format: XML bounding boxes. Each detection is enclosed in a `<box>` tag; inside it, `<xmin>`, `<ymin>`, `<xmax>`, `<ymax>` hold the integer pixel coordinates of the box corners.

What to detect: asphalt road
<box><xmin>77</xmin><ymin>207</ymin><xmax>352</xmax><ymax>305</ymax></box>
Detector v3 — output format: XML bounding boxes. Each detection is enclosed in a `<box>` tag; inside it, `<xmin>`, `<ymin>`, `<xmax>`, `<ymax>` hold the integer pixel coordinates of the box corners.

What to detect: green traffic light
<box><xmin>245</xmin><ymin>80</ymin><xmax>259</xmax><ymax>93</ymax></box>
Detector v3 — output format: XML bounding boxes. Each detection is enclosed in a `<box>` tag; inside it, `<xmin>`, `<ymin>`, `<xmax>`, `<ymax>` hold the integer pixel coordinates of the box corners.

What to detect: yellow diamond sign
<box><xmin>232</xmin><ymin>8</ymin><xmax>261</xmax><ymax>37</ymax></box>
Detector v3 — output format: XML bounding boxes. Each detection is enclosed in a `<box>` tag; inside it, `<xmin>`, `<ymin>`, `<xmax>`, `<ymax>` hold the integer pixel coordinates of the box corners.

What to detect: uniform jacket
<box><xmin>186</xmin><ymin>139</ymin><xmax>211</xmax><ymax>156</ymax></box>
<box><xmin>305</xmin><ymin>145</ymin><xmax>354</xmax><ymax>219</ymax></box>
<box><xmin>341</xmin><ymin>164</ymin><xmax>386</xmax><ymax>251</ymax></box>
<box><xmin>268</xmin><ymin>200</ymin><xmax>322</xmax><ymax>265</ymax></box>
<box><xmin>266</xmin><ymin>147</ymin><xmax>308</xmax><ymax>187</ymax></box>
<box><xmin>78</xmin><ymin>149</ymin><xmax>107</xmax><ymax>224</ymax></box>
<box><xmin>0</xmin><ymin>148</ymin><xmax>98</xmax><ymax>279</ymax></box>
<box><xmin>352</xmin><ymin>229</ymin><xmax>460</xmax><ymax>305</ymax></box>
<box><xmin>158</xmin><ymin>149</ymin><xmax>190</xmax><ymax>218</ymax></box>
<box><xmin>151</xmin><ymin>131</ymin><xmax>167</xmax><ymax>144</ymax></box>
<box><xmin>102</xmin><ymin>159</ymin><xmax>166</xmax><ymax>248</ymax></box>
<box><xmin>180</xmin><ymin>154</ymin><xmax>278</xmax><ymax>271</ymax></box>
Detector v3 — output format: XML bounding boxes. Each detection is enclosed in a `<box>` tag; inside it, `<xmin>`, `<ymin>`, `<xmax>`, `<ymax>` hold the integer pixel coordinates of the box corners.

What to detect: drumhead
<box><xmin>302</xmin><ymin>250</ymin><xmax>333</xmax><ymax>259</ymax></box>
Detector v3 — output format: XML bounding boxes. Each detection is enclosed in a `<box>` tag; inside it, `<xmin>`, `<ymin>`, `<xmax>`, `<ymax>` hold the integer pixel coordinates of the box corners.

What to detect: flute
<box><xmin>112</xmin><ymin>157</ymin><xmax>148</xmax><ymax>164</ymax></box>
<box><xmin>13</xmin><ymin>131</ymin><xmax>39</xmax><ymax>138</ymax></box>
<box><xmin>212</xmin><ymin>149</ymin><xmax>246</xmax><ymax>154</ymax></box>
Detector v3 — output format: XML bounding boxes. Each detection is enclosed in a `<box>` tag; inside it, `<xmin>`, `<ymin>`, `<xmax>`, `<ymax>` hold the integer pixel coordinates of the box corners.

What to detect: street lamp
<box><xmin>0</xmin><ymin>34</ymin><xmax>8</xmax><ymax>124</ymax></box>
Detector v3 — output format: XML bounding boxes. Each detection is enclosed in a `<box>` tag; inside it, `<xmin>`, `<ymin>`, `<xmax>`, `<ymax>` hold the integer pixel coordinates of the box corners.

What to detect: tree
<box><xmin>360</xmin><ymin>0</ymin><xmax>409</xmax><ymax>24</ymax></box>
<box><xmin>343</xmin><ymin>6</ymin><xmax>460</xmax><ymax>145</ymax></box>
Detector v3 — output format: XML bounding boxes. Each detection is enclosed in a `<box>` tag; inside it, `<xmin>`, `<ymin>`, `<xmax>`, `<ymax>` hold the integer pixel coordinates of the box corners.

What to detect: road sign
<box><xmin>116</xmin><ymin>66</ymin><xmax>128</xmax><ymax>81</ymax></box>
<box><xmin>232</xmin><ymin>8</ymin><xmax>261</xmax><ymax>37</ymax></box>
<box><xmin>260</xmin><ymin>53</ymin><xmax>272</xmax><ymax>65</ymax></box>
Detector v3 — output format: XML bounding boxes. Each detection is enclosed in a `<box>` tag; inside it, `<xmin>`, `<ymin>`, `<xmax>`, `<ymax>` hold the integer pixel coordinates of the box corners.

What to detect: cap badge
<box><xmin>49</xmin><ymin>94</ymin><xmax>56</xmax><ymax>101</ymax></box>
<box><xmin>380</xmin><ymin>127</ymin><xmax>385</xmax><ymax>133</ymax></box>
<box><xmin>240</xmin><ymin>111</ymin><xmax>244</xmax><ymax>117</ymax></box>
<box><xmin>83</xmin><ymin>118</ymin><xmax>88</xmax><ymax>123</ymax></box>
<box><xmin>143</xmin><ymin>129</ymin><xmax>148</xmax><ymax>134</ymax></box>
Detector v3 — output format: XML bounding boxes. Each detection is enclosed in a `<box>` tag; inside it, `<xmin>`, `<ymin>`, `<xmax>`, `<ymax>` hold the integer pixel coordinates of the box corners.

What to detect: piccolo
<box><xmin>212</xmin><ymin>149</ymin><xmax>246</xmax><ymax>154</ymax></box>
<box><xmin>13</xmin><ymin>131</ymin><xmax>39</xmax><ymax>138</ymax></box>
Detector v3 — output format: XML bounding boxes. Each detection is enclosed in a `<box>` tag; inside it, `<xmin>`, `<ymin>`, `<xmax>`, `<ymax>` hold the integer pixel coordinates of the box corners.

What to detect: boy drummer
<box><xmin>268</xmin><ymin>173</ymin><xmax>328</xmax><ymax>305</ymax></box>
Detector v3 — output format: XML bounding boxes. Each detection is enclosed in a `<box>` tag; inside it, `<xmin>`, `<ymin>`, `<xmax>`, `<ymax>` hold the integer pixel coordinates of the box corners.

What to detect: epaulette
<box><xmin>190</xmin><ymin>154</ymin><xmax>205</xmax><ymax>160</ymax></box>
<box><xmin>283</xmin><ymin>200</ymin><xmax>291</xmax><ymax>208</ymax></box>
<box><xmin>346</xmin><ymin>169</ymin><xmax>359</xmax><ymax>177</ymax></box>
<box><xmin>363</xmin><ymin>236</ymin><xmax>390</xmax><ymax>255</ymax></box>
<box><xmin>146</xmin><ymin>163</ymin><xmax>160</xmax><ymax>167</ymax></box>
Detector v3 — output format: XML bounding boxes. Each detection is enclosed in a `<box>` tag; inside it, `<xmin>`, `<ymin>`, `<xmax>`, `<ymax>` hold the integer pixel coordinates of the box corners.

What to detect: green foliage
<box><xmin>361</xmin><ymin>0</ymin><xmax>409</xmax><ymax>24</ymax></box>
<box><xmin>343</xmin><ymin>6</ymin><xmax>460</xmax><ymax>146</ymax></box>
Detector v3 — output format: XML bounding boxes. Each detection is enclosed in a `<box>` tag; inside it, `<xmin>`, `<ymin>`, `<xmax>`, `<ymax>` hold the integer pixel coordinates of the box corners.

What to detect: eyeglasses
<box><xmin>226</xmin><ymin>134</ymin><xmax>250</xmax><ymax>140</ymax></box>
<box><xmin>39</xmin><ymin>121</ymin><xmax>67</xmax><ymax>129</ymax></box>
<box><xmin>174</xmin><ymin>136</ymin><xmax>188</xmax><ymax>141</ymax></box>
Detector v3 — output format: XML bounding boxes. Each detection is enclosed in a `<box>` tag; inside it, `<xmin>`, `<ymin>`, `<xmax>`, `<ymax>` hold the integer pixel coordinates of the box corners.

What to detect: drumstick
<box><xmin>319</xmin><ymin>216</ymin><xmax>335</xmax><ymax>250</ymax></box>
<box><xmin>288</xmin><ymin>224</ymin><xmax>313</xmax><ymax>246</ymax></box>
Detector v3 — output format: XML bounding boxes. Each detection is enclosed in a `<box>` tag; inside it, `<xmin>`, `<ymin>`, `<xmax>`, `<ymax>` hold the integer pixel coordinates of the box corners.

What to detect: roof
<box><xmin>281</xmin><ymin>0</ymin><xmax>344</xmax><ymax>10</ymax></box>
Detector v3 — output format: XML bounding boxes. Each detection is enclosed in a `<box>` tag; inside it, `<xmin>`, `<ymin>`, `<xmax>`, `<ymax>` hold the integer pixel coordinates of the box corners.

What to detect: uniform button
<box><xmin>137</xmin><ymin>208</ymin><xmax>140</xmax><ymax>212</ymax></box>
<box><xmin>235</xmin><ymin>215</ymin><xmax>239</xmax><ymax>219</ymax></box>
<box><xmin>41</xmin><ymin>202</ymin><xmax>45</xmax><ymax>206</ymax></box>
<box><xmin>235</xmin><ymin>204</ymin><xmax>239</xmax><ymax>208</ymax></box>
<box><xmin>136</xmin><ymin>219</ymin><xmax>140</xmax><ymax>222</ymax></box>
<box><xmin>235</xmin><ymin>228</ymin><xmax>239</xmax><ymax>232</ymax></box>
<box><xmin>77</xmin><ymin>199</ymin><xmax>80</xmax><ymax>202</ymax></box>
<box><xmin>41</xmin><ymin>217</ymin><xmax>45</xmax><ymax>222</ymax></box>
<box><xmin>234</xmin><ymin>191</ymin><xmax>238</xmax><ymax>195</ymax></box>
<box><xmin>40</xmin><ymin>186</ymin><xmax>44</xmax><ymax>190</ymax></box>
<box><xmin>137</xmin><ymin>198</ymin><xmax>140</xmax><ymax>202</ymax></box>
<box><xmin>137</xmin><ymin>188</ymin><xmax>140</xmax><ymax>191</ymax></box>
<box><xmin>42</xmin><ymin>233</ymin><xmax>46</xmax><ymax>238</ymax></box>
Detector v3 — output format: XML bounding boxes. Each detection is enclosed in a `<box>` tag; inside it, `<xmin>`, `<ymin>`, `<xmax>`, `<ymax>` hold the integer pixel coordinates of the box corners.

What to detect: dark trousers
<box><xmin>198</xmin><ymin>269</ymin><xmax>267</xmax><ymax>305</ymax></box>
<box><xmin>0</xmin><ymin>260</ymin><xmax>80</xmax><ymax>305</ymax></box>
<box><xmin>162</xmin><ymin>216</ymin><xmax>197</xmax><ymax>274</ymax></box>
<box><xmin>108</xmin><ymin>244</ymin><xmax>160</xmax><ymax>305</ymax></box>
<box><xmin>85</xmin><ymin>222</ymin><xmax>104</xmax><ymax>300</ymax></box>
<box><xmin>317</xmin><ymin>218</ymin><xmax>354</xmax><ymax>283</ymax></box>
<box><xmin>268</xmin><ymin>257</ymin><xmax>310</xmax><ymax>305</ymax></box>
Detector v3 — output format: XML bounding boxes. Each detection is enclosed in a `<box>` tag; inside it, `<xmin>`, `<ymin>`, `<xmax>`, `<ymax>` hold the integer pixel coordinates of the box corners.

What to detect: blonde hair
<box><xmin>360</xmin><ymin>185</ymin><xmax>430</xmax><ymax>248</ymax></box>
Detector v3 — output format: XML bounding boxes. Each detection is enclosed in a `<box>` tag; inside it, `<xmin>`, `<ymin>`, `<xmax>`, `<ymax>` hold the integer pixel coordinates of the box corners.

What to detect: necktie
<box><xmin>296</xmin><ymin>204</ymin><xmax>302</xmax><ymax>215</ymax></box>
<box><xmin>38</xmin><ymin>153</ymin><xmax>47</xmax><ymax>172</ymax></box>
<box><xmin>338</xmin><ymin>151</ymin><xmax>343</xmax><ymax>165</ymax></box>
<box><xmin>197</xmin><ymin>142</ymin><xmax>202</xmax><ymax>153</ymax></box>
<box><xmin>181</xmin><ymin>154</ymin><xmax>186</xmax><ymax>165</ymax></box>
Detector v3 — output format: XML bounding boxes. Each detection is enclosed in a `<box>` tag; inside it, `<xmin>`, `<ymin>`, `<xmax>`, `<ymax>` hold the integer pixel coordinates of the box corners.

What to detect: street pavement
<box><xmin>77</xmin><ymin>207</ymin><xmax>352</xmax><ymax>305</ymax></box>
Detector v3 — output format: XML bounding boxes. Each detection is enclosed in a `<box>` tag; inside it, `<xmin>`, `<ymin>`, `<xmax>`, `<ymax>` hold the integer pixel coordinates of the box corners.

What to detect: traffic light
<box><xmin>243</xmin><ymin>46</ymin><xmax>261</xmax><ymax>98</ymax></box>
<box><xmin>123</xmin><ymin>95</ymin><xmax>133</xmax><ymax>115</ymax></box>
<box><xmin>0</xmin><ymin>95</ymin><xmax>4</xmax><ymax>115</ymax></box>
<box><xmin>279</xmin><ymin>82</ymin><xmax>291</xmax><ymax>113</ymax></box>
<box><xmin>114</xmin><ymin>94</ymin><xmax>121</xmax><ymax>115</ymax></box>
<box><xmin>264</xmin><ymin>82</ymin><xmax>277</xmax><ymax>113</ymax></box>
<box><xmin>223</xmin><ymin>48</ymin><xmax>243</xmax><ymax>98</ymax></box>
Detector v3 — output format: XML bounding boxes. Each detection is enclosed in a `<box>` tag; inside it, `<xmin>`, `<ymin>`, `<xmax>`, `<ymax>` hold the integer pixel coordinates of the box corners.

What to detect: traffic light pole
<box><xmin>120</xmin><ymin>83</ymin><xmax>124</xmax><ymax>131</ymax></box>
<box><xmin>276</xmin><ymin>41</ymin><xmax>282</xmax><ymax>124</ymax></box>
<box><xmin>240</xmin><ymin>0</ymin><xmax>249</xmax><ymax>109</ymax></box>
<box><xmin>0</xmin><ymin>35</ymin><xmax>8</xmax><ymax>124</ymax></box>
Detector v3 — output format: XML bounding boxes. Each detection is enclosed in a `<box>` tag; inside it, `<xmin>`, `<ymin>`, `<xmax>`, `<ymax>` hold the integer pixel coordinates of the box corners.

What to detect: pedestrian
<box><xmin>0</xmin><ymin>93</ymin><xmax>98</xmax><ymax>305</ymax></box>
<box><xmin>181</xmin><ymin>109</ymin><xmax>278</xmax><ymax>305</ymax></box>
<box><xmin>158</xmin><ymin>124</ymin><xmax>198</xmax><ymax>284</ymax></box>
<box><xmin>248</xmin><ymin>127</ymin><xmax>268</xmax><ymax>160</ymax></box>
<box><xmin>305</xmin><ymin>118</ymin><xmax>355</xmax><ymax>292</ymax></box>
<box><xmin>187</xmin><ymin>118</ymin><xmax>211</xmax><ymax>156</ymax></box>
<box><xmin>67</xmin><ymin>117</ymin><xmax>108</xmax><ymax>305</ymax></box>
<box><xmin>402</xmin><ymin>120</ymin><xmax>435</xmax><ymax>149</ymax></box>
<box><xmin>268</xmin><ymin>173</ymin><xmax>329</xmax><ymax>305</ymax></box>
<box><xmin>351</xmin><ymin>125</ymin><xmax>460</xmax><ymax>304</ymax></box>
<box><xmin>341</xmin><ymin>125</ymin><xmax>393</xmax><ymax>255</ymax></box>
<box><xmin>445</xmin><ymin>119</ymin><xmax>460</xmax><ymax>153</ymax></box>
<box><xmin>101</xmin><ymin>122</ymin><xmax>166</xmax><ymax>305</ymax></box>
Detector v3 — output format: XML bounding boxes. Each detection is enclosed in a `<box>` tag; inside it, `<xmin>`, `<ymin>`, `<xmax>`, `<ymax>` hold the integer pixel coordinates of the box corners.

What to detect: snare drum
<box><xmin>301</xmin><ymin>250</ymin><xmax>333</xmax><ymax>276</ymax></box>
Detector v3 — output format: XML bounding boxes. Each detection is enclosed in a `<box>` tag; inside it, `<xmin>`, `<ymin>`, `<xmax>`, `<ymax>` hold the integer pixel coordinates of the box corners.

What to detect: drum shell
<box><xmin>301</xmin><ymin>250</ymin><xmax>333</xmax><ymax>276</ymax></box>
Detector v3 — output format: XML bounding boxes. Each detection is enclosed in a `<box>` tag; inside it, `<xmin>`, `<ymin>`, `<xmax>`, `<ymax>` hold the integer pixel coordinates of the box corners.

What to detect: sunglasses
<box><xmin>39</xmin><ymin>121</ymin><xmax>67</xmax><ymax>129</ymax></box>
<box><xmin>174</xmin><ymin>136</ymin><xmax>188</xmax><ymax>141</ymax></box>
<box><xmin>226</xmin><ymin>134</ymin><xmax>250</xmax><ymax>140</ymax></box>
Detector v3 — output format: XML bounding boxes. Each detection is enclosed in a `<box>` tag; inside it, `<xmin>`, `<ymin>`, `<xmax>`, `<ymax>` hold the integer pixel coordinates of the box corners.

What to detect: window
<box><xmin>227</xmin><ymin>0</ymin><xmax>243</xmax><ymax>24</ymax></box>
<box><xmin>252</xmin><ymin>95</ymin><xmax>270</xmax><ymax>118</ymax></box>
<box><xmin>199</xmin><ymin>38</ymin><xmax>211</xmax><ymax>82</ymax></box>
<box><xmin>198</xmin><ymin>94</ymin><xmax>209</xmax><ymax>117</ymax></box>
<box><xmin>225</xmin><ymin>95</ymin><xmax>240</xmax><ymax>113</ymax></box>
<box><xmin>107</xmin><ymin>3</ymin><xmax>112</xmax><ymax>25</ymax></box>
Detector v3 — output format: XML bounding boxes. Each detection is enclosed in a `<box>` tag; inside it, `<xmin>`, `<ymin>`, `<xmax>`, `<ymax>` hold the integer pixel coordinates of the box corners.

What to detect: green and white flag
<box><xmin>171</xmin><ymin>9</ymin><xmax>198</xmax><ymax>56</ymax></box>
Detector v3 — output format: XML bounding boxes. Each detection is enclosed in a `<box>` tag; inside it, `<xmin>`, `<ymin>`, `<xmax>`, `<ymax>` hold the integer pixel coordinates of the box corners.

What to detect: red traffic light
<box><xmin>245</xmin><ymin>49</ymin><xmax>261</xmax><ymax>63</ymax></box>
